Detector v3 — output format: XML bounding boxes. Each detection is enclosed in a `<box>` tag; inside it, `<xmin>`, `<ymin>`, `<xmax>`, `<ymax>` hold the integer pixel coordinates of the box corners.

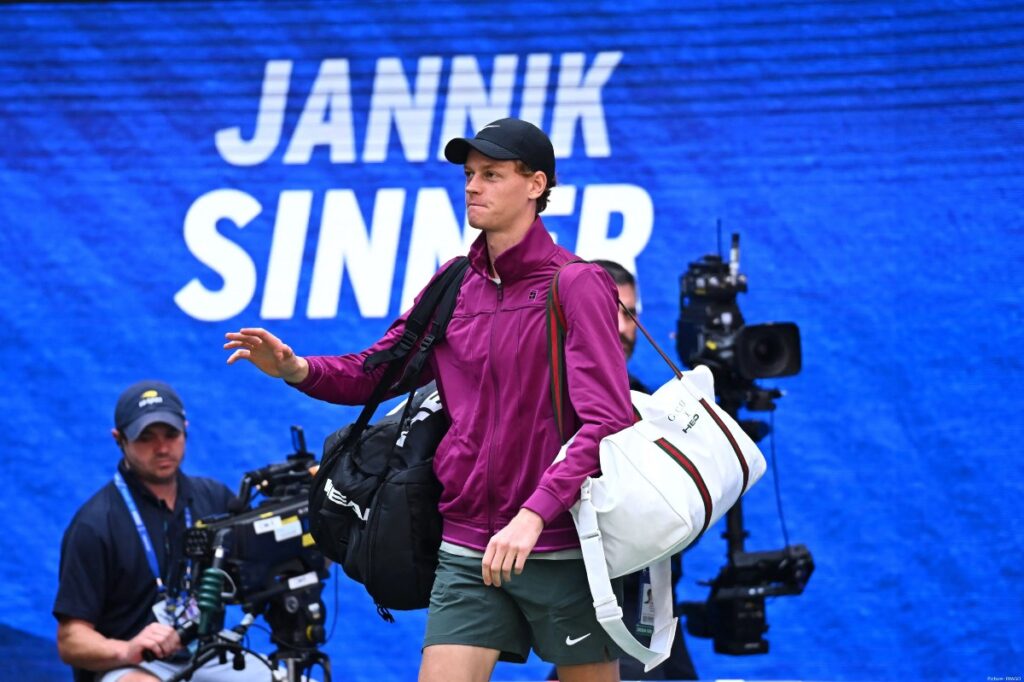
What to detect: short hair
<box><xmin>514</xmin><ymin>160</ymin><xmax>557</xmax><ymax>214</ymax></box>
<box><xmin>592</xmin><ymin>259</ymin><xmax>636</xmax><ymax>288</ymax></box>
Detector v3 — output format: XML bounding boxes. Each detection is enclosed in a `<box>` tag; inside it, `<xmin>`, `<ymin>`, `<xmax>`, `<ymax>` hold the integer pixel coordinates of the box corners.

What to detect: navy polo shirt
<box><xmin>53</xmin><ymin>459</ymin><xmax>234</xmax><ymax>681</ymax></box>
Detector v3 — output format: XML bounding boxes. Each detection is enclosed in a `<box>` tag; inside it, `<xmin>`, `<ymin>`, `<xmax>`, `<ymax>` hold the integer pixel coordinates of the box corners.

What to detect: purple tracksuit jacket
<box><xmin>293</xmin><ymin>217</ymin><xmax>634</xmax><ymax>552</ymax></box>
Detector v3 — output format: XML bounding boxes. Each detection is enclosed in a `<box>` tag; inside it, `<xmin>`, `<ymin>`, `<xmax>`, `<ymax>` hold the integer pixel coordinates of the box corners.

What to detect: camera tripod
<box><xmin>163</xmin><ymin>619</ymin><xmax>331</xmax><ymax>682</ymax></box>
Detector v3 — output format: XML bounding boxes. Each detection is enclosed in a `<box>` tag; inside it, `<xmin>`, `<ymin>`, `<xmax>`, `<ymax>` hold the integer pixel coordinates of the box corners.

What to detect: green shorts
<box><xmin>423</xmin><ymin>550</ymin><xmax>625</xmax><ymax>666</ymax></box>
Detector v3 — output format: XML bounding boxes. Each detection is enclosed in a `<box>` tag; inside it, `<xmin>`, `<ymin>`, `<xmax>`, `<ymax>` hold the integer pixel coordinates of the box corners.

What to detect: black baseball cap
<box><xmin>444</xmin><ymin>118</ymin><xmax>555</xmax><ymax>185</ymax></box>
<box><xmin>114</xmin><ymin>380</ymin><xmax>187</xmax><ymax>441</ymax></box>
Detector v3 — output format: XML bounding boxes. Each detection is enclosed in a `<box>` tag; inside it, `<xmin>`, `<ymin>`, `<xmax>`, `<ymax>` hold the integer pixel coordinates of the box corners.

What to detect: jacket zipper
<box><xmin>485</xmin><ymin>280</ymin><xmax>504</xmax><ymax>536</ymax></box>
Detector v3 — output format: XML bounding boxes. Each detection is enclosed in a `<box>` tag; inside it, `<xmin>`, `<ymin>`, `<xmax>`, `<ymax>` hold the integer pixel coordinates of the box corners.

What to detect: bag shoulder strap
<box><xmin>394</xmin><ymin>258</ymin><xmax>469</xmax><ymax>392</ymax></box>
<box><xmin>345</xmin><ymin>257</ymin><xmax>470</xmax><ymax>446</ymax></box>
<box><xmin>545</xmin><ymin>259</ymin><xmax>585</xmax><ymax>442</ymax></box>
<box><xmin>577</xmin><ymin>482</ymin><xmax>678</xmax><ymax>670</ymax></box>
<box><xmin>363</xmin><ymin>257</ymin><xmax>470</xmax><ymax>373</ymax></box>
<box><xmin>546</xmin><ymin>261</ymin><xmax>685</xmax><ymax>440</ymax></box>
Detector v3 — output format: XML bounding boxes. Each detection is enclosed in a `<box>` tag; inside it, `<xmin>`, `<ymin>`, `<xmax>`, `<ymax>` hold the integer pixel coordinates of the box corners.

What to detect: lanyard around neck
<box><xmin>113</xmin><ymin>471</ymin><xmax>192</xmax><ymax>597</ymax></box>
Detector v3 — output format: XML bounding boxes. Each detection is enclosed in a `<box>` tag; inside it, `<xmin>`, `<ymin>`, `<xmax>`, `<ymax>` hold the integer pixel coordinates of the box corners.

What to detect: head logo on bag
<box><xmin>323</xmin><ymin>478</ymin><xmax>369</xmax><ymax>521</ymax></box>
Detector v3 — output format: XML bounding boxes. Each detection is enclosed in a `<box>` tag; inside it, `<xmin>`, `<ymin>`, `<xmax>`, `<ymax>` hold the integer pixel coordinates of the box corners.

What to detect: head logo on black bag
<box><xmin>323</xmin><ymin>478</ymin><xmax>369</xmax><ymax>521</ymax></box>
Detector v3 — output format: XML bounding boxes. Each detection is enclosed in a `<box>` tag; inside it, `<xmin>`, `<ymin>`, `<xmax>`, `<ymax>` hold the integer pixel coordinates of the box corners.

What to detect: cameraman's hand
<box><xmin>124</xmin><ymin>622</ymin><xmax>180</xmax><ymax>664</ymax></box>
<box><xmin>224</xmin><ymin>327</ymin><xmax>309</xmax><ymax>384</ymax></box>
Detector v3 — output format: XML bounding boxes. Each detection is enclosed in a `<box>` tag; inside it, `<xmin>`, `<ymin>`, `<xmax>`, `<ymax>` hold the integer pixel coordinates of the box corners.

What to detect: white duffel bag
<box><xmin>561</xmin><ymin>365</ymin><xmax>767</xmax><ymax>671</ymax></box>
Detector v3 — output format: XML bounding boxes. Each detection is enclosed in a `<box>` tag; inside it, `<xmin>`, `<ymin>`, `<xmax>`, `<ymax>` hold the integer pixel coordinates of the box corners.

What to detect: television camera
<box><xmin>168</xmin><ymin>426</ymin><xmax>331</xmax><ymax>682</ymax></box>
<box><xmin>676</xmin><ymin>232</ymin><xmax>802</xmax><ymax>412</ymax></box>
<box><xmin>677</xmin><ymin>233</ymin><xmax>814</xmax><ymax>655</ymax></box>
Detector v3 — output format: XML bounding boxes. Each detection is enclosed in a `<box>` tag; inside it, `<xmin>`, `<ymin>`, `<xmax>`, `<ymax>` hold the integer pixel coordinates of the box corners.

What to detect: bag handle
<box><xmin>620</xmin><ymin>304</ymin><xmax>683</xmax><ymax>380</ymax></box>
<box><xmin>576</xmin><ymin>480</ymin><xmax>678</xmax><ymax>669</ymax></box>
<box><xmin>546</xmin><ymin>261</ymin><xmax>683</xmax><ymax>440</ymax></box>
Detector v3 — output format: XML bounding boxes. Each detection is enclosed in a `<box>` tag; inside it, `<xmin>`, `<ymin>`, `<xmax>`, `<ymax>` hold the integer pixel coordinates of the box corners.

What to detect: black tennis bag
<box><xmin>313</xmin><ymin>385</ymin><xmax>447</xmax><ymax>614</ymax></box>
<box><xmin>308</xmin><ymin>258</ymin><xmax>468</xmax><ymax>616</ymax></box>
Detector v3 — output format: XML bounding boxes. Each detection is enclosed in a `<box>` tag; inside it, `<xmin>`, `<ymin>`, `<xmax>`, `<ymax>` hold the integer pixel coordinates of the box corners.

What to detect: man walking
<box><xmin>225</xmin><ymin>118</ymin><xmax>634</xmax><ymax>682</ymax></box>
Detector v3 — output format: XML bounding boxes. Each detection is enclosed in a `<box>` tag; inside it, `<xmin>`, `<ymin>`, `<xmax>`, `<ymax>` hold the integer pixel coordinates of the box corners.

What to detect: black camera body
<box><xmin>183</xmin><ymin>427</ymin><xmax>329</xmax><ymax>657</ymax></box>
<box><xmin>677</xmin><ymin>243</ymin><xmax>802</xmax><ymax>408</ymax></box>
<box><xmin>185</xmin><ymin>494</ymin><xmax>327</xmax><ymax>636</ymax></box>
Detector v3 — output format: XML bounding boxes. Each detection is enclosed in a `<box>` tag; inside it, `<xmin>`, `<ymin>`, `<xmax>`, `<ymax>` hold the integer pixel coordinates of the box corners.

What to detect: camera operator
<box><xmin>589</xmin><ymin>260</ymin><xmax>698</xmax><ymax>681</ymax></box>
<box><xmin>53</xmin><ymin>380</ymin><xmax>269</xmax><ymax>682</ymax></box>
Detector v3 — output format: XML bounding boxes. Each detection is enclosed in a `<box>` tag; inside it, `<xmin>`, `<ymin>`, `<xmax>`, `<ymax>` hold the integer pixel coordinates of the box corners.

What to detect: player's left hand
<box><xmin>482</xmin><ymin>508</ymin><xmax>544</xmax><ymax>587</ymax></box>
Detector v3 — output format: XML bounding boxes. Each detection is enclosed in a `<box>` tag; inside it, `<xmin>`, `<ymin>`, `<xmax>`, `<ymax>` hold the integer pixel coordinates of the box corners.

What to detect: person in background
<box><xmin>53</xmin><ymin>380</ymin><xmax>268</xmax><ymax>682</ymax></box>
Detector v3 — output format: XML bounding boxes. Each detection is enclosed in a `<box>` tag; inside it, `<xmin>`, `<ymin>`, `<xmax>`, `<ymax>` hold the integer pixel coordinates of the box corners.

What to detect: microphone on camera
<box><xmin>728</xmin><ymin>232</ymin><xmax>741</xmax><ymax>285</ymax></box>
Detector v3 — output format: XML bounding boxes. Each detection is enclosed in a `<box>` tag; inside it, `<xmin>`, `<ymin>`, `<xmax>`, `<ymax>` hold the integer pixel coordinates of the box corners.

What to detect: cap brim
<box><xmin>444</xmin><ymin>137</ymin><xmax>519</xmax><ymax>165</ymax></box>
<box><xmin>123</xmin><ymin>411</ymin><xmax>186</xmax><ymax>441</ymax></box>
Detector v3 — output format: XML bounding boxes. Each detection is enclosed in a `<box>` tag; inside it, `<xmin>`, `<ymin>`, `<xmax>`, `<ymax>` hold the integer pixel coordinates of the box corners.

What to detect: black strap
<box><xmin>396</xmin><ymin>259</ymin><xmax>469</xmax><ymax>392</ymax></box>
<box><xmin>363</xmin><ymin>259</ymin><xmax>468</xmax><ymax>372</ymax></box>
<box><xmin>342</xmin><ymin>257</ymin><xmax>470</xmax><ymax>449</ymax></box>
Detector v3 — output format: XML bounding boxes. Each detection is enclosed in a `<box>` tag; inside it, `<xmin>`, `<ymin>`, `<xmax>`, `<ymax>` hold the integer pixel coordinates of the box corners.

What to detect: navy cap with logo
<box><xmin>114</xmin><ymin>380</ymin><xmax>187</xmax><ymax>441</ymax></box>
<box><xmin>444</xmin><ymin>118</ymin><xmax>556</xmax><ymax>186</ymax></box>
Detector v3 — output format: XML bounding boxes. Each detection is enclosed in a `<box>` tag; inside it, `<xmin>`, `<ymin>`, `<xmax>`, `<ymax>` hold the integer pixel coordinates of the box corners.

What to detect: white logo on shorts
<box><xmin>565</xmin><ymin>633</ymin><xmax>592</xmax><ymax>646</ymax></box>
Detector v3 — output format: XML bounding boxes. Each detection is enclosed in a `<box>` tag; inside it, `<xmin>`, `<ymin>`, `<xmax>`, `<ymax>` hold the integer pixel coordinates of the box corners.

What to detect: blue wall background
<box><xmin>1</xmin><ymin>1</ymin><xmax>1021</xmax><ymax>680</ymax></box>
